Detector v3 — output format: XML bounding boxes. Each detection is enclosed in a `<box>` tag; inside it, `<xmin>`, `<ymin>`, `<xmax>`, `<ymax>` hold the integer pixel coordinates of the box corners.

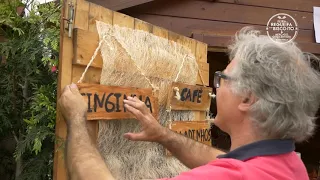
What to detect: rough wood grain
<box><xmin>131</xmin><ymin>14</ymin><xmax>316</xmax><ymax>44</ymax></box>
<box><xmin>53</xmin><ymin>1</ymin><xmax>73</xmax><ymax>180</ymax></box>
<box><xmin>72</xmin><ymin>28</ymin><xmax>210</xmax><ymax>84</ymax></box>
<box><xmin>152</xmin><ymin>25</ymin><xmax>169</xmax><ymax>39</ymax></box>
<box><xmin>78</xmin><ymin>83</ymin><xmax>158</xmax><ymax>120</ymax></box>
<box><xmin>72</xmin><ymin>64</ymin><xmax>101</xmax><ymax>84</ymax></box>
<box><xmin>88</xmin><ymin>2</ymin><xmax>113</xmax><ymax>33</ymax></box>
<box><xmin>74</xmin><ymin>0</ymin><xmax>89</xmax><ymax>30</ymax></box>
<box><xmin>134</xmin><ymin>18</ymin><xmax>153</xmax><ymax>32</ymax></box>
<box><xmin>217</xmin><ymin>0</ymin><xmax>320</xmax><ymax>12</ymax></box>
<box><xmin>88</xmin><ymin>0</ymin><xmax>155</xmax><ymax>11</ymax></box>
<box><xmin>113</xmin><ymin>11</ymin><xmax>135</xmax><ymax>28</ymax></box>
<box><xmin>127</xmin><ymin>1</ymin><xmax>314</xmax><ymax>30</ymax></box>
<box><xmin>167</xmin><ymin>82</ymin><xmax>212</xmax><ymax>111</ymax></box>
<box><xmin>166</xmin><ymin>121</ymin><xmax>212</xmax><ymax>155</ymax></box>
<box><xmin>193</xmin><ymin>33</ymin><xmax>320</xmax><ymax>55</ymax></box>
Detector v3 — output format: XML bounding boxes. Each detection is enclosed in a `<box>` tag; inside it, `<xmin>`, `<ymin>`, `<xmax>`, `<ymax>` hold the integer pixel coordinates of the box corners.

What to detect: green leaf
<box><xmin>33</xmin><ymin>138</ymin><xmax>42</xmax><ymax>155</ymax></box>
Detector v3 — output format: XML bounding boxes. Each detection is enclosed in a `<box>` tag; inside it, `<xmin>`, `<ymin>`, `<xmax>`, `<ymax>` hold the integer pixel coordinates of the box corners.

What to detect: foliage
<box><xmin>0</xmin><ymin>0</ymin><xmax>60</xmax><ymax>179</ymax></box>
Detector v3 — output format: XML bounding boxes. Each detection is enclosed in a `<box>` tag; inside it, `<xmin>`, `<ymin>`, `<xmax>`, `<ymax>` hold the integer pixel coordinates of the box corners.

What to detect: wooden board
<box><xmin>128</xmin><ymin>0</ymin><xmax>314</xmax><ymax>30</ymax></box>
<box><xmin>167</xmin><ymin>82</ymin><xmax>212</xmax><ymax>111</ymax></box>
<box><xmin>72</xmin><ymin>28</ymin><xmax>210</xmax><ymax>85</ymax></box>
<box><xmin>193</xmin><ymin>33</ymin><xmax>320</xmax><ymax>55</ymax></box>
<box><xmin>170</xmin><ymin>121</ymin><xmax>211</xmax><ymax>145</ymax></box>
<box><xmin>89</xmin><ymin>0</ymin><xmax>155</xmax><ymax>11</ymax></box>
<box><xmin>54</xmin><ymin>0</ymin><xmax>210</xmax><ymax>179</ymax></box>
<box><xmin>132</xmin><ymin>14</ymin><xmax>316</xmax><ymax>44</ymax></box>
<box><xmin>78</xmin><ymin>83</ymin><xmax>158</xmax><ymax>120</ymax></box>
<box><xmin>217</xmin><ymin>0</ymin><xmax>320</xmax><ymax>12</ymax></box>
<box><xmin>54</xmin><ymin>1</ymin><xmax>75</xmax><ymax>180</ymax></box>
<box><xmin>166</xmin><ymin>121</ymin><xmax>212</xmax><ymax>155</ymax></box>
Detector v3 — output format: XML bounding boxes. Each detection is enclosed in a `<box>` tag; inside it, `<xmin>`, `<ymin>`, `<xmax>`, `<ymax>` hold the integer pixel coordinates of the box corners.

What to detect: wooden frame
<box><xmin>53</xmin><ymin>0</ymin><xmax>210</xmax><ymax>179</ymax></box>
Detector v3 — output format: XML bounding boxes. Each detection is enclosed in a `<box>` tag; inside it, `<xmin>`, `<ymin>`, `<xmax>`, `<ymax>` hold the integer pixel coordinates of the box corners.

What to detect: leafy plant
<box><xmin>0</xmin><ymin>0</ymin><xmax>60</xmax><ymax>179</ymax></box>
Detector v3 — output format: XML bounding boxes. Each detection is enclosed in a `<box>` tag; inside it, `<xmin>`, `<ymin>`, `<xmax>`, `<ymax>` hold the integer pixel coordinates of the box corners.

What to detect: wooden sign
<box><xmin>167</xmin><ymin>82</ymin><xmax>213</xmax><ymax>111</ymax></box>
<box><xmin>170</xmin><ymin>121</ymin><xmax>211</xmax><ymax>145</ymax></box>
<box><xmin>166</xmin><ymin>121</ymin><xmax>211</xmax><ymax>155</ymax></box>
<box><xmin>78</xmin><ymin>83</ymin><xmax>158</xmax><ymax>120</ymax></box>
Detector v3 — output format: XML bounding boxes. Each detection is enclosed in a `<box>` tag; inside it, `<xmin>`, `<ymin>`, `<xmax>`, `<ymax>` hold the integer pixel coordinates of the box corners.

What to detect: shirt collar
<box><xmin>217</xmin><ymin>139</ymin><xmax>295</xmax><ymax>161</ymax></box>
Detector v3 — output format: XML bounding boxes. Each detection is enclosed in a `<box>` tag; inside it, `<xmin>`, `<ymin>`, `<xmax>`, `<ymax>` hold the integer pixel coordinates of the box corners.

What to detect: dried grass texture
<box><xmin>96</xmin><ymin>21</ymin><xmax>198</xmax><ymax>179</ymax></box>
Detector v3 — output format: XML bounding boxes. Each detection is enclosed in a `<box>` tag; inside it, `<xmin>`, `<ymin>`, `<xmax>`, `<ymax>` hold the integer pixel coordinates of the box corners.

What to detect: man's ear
<box><xmin>238</xmin><ymin>93</ymin><xmax>256</xmax><ymax>112</ymax></box>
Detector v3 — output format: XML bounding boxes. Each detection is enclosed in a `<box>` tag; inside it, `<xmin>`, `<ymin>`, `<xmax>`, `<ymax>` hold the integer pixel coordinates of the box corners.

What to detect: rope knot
<box><xmin>173</xmin><ymin>87</ymin><xmax>181</xmax><ymax>100</ymax></box>
<box><xmin>209</xmin><ymin>92</ymin><xmax>216</xmax><ymax>99</ymax></box>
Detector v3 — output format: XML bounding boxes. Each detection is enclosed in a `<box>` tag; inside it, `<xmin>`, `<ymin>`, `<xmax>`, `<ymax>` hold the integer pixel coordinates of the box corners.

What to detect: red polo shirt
<box><xmin>160</xmin><ymin>139</ymin><xmax>308</xmax><ymax>180</ymax></box>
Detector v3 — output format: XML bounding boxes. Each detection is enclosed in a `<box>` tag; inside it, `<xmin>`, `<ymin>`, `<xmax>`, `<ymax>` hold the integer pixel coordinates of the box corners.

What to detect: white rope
<box><xmin>166</xmin><ymin>106</ymin><xmax>173</xmax><ymax>129</ymax></box>
<box><xmin>174</xmin><ymin>54</ymin><xmax>188</xmax><ymax>82</ymax></box>
<box><xmin>197</xmin><ymin>68</ymin><xmax>206</xmax><ymax>87</ymax></box>
<box><xmin>209</xmin><ymin>92</ymin><xmax>216</xmax><ymax>99</ymax></box>
<box><xmin>173</xmin><ymin>87</ymin><xmax>181</xmax><ymax>100</ymax></box>
<box><xmin>77</xmin><ymin>32</ymin><xmax>159</xmax><ymax>91</ymax></box>
<box><xmin>78</xmin><ymin>35</ymin><xmax>107</xmax><ymax>83</ymax></box>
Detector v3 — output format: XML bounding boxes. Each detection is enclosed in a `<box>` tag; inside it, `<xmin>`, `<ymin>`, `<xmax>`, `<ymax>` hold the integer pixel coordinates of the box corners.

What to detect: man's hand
<box><xmin>123</xmin><ymin>96</ymin><xmax>166</xmax><ymax>142</ymax></box>
<box><xmin>58</xmin><ymin>83</ymin><xmax>87</xmax><ymax>126</ymax></box>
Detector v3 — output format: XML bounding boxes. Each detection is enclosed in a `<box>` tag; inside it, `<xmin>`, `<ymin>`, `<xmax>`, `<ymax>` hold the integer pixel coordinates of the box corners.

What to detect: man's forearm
<box><xmin>66</xmin><ymin>116</ymin><xmax>114</xmax><ymax>180</ymax></box>
<box><xmin>158</xmin><ymin>128</ymin><xmax>225</xmax><ymax>169</ymax></box>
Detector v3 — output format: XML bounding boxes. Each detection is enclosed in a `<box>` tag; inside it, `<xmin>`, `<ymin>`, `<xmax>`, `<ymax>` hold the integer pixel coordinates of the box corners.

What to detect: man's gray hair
<box><xmin>228</xmin><ymin>27</ymin><xmax>320</xmax><ymax>142</ymax></box>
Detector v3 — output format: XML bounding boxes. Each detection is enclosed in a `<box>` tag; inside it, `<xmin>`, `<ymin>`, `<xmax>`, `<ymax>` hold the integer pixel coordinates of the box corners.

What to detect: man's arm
<box><xmin>59</xmin><ymin>84</ymin><xmax>115</xmax><ymax>180</ymax></box>
<box><xmin>123</xmin><ymin>96</ymin><xmax>225</xmax><ymax>169</ymax></box>
<box><xmin>159</xmin><ymin>128</ymin><xmax>225</xmax><ymax>169</ymax></box>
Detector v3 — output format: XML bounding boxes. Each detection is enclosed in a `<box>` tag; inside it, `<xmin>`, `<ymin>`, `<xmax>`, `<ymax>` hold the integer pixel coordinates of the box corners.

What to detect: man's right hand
<box><xmin>123</xmin><ymin>96</ymin><xmax>167</xmax><ymax>142</ymax></box>
<box><xmin>58</xmin><ymin>83</ymin><xmax>87</xmax><ymax>127</ymax></box>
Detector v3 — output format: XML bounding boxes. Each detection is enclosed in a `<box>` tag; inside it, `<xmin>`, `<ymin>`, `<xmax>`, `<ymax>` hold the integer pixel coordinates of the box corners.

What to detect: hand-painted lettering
<box><xmin>94</xmin><ymin>93</ymin><xmax>105</xmax><ymax>112</ymax></box>
<box><xmin>176</xmin><ymin>128</ymin><xmax>211</xmax><ymax>143</ymax></box>
<box><xmin>105</xmin><ymin>93</ymin><xmax>115</xmax><ymax>112</ymax></box>
<box><xmin>82</xmin><ymin>92</ymin><xmax>153</xmax><ymax>114</ymax></box>
<box><xmin>114</xmin><ymin>93</ymin><xmax>122</xmax><ymax>112</ymax></box>
<box><xmin>144</xmin><ymin>96</ymin><xmax>152</xmax><ymax>113</ymax></box>
<box><xmin>179</xmin><ymin>88</ymin><xmax>203</xmax><ymax>103</ymax></box>
<box><xmin>197</xmin><ymin>89</ymin><xmax>203</xmax><ymax>103</ymax></box>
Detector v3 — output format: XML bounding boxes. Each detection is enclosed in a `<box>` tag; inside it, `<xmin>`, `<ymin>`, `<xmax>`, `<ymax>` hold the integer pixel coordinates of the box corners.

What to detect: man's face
<box><xmin>214</xmin><ymin>59</ymin><xmax>243</xmax><ymax>134</ymax></box>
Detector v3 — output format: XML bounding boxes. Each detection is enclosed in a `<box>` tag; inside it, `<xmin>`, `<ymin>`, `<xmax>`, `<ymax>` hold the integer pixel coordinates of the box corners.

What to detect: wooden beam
<box><xmin>88</xmin><ymin>0</ymin><xmax>155</xmax><ymax>11</ymax></box>
<box><xmin>126</xmin><ymin>0</ymin><xmax>314</xmax><ymax>30</ymax></box>
<box><xmin>193</xmin><ymin>33</ymin><xmax>320</xmax><ymax>55</ymax></box>
<box><xmin>53</xmin><ymin>1</ymin><xmax>74</xmax><ymax>180</ymax></box>
<box><xmin>216</xmin><ymin>0</ymin><xmax>320</xmax><ymax>13</ymax></box>
<box><xmin>129</xmin><ymin>14</ymin><xmax>315</xmax><ymax>44</ymax></box>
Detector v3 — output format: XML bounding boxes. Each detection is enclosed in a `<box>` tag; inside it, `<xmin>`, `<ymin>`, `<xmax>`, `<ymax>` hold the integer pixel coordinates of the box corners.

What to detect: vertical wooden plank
<box><xmin>134</xmin><ymin>18</ymin><xmax>153</xmax><ymax>32</ymax></box>
<box><xmin>113</xmin><ymin>11</ymin><xmax>135</xmax><ymax>28</ymax></box>
<box><xmin>152</xmin><ymin>25</ymin><xmax>169</xmax><ymax>39</ymax></box>
<box><xmin>196</xmin><ymin>41</ymin><xmax>208</xmax><ymax>86</ymax></box>
<box><xmin>88</xmin><ymin>3</ymin><xmax>113</xmax><ymax>33</ymax></box>
<box><xmin>194</xmin><ymin>111</ymin><xmax>206</xmax><ymax>121</ymax></box>
<box><xmin>196</xmin><ymin>41</ymin><xmax>208</xmax><ymax>63</ymax></box>
<box><xmin>74</xmin><ymin>0</ymin><xmax>89</xmax><ymax>30</ymax></box>
<box><xmin>168</xmin><ymin>31</ymin><xmax>180</xmax><ymax>44</ymax></box>
<box><xmin>54</xmin><ymin>1</ymin><xmax>73</xmax><ymax>180</ymax></box>
<box><xmin>195</xmin><ymin>41</ymin><xmax>208</xmax><ymax>119</ymax></box>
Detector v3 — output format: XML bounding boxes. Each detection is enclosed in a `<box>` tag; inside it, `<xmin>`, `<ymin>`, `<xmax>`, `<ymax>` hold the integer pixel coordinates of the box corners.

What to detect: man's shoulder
<box><xmin>159</xmin><ymin>159</ymin><xmax>244</xmax><ymax>180</ymax></box>
<box><xmin>159</xmin><ymin>153</ymin><xmax>308</xmax><ymax>180</ymax></box>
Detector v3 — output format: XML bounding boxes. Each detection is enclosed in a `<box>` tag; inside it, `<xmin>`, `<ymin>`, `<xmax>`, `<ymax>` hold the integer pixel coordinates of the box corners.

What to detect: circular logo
<box><xmin>266</xmin><ymin>13</ymin><xmax>298</xmax><ymax>44</ymax></box>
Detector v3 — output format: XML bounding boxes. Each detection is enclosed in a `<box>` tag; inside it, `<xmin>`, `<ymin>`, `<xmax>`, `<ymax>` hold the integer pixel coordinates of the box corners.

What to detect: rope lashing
<box><xmin>208</xmin><ymin>92</ymin><xmax>216</xmax><ymax>99</ymax></box>
<box><xmin>166</xmin><ymin>106</ymin><xmax>173</xmax><ymax>129</ymax></box>
<box><xmin>173</xmin><ymin>87</ymin><xmax>181</xmax><ymax>100</ymax></box>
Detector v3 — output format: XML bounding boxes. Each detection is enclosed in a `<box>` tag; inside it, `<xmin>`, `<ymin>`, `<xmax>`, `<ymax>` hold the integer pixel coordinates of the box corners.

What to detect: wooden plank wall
<box><xmin>122</xmin><ymin>0</ymin><xmax>320</xmax><ymax>54</ymax></box>
<box><xmin>54</xmin><ymin>0</ymin><xmax>210</xmax><ymax>179</ymax></box>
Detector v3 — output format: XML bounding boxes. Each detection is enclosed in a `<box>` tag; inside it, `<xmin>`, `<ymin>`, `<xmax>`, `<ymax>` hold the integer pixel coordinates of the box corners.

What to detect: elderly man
<box><xmin>58</xmin><ymin>28</ymin><xmax>320</xmax><ymax>180</ymax></box>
